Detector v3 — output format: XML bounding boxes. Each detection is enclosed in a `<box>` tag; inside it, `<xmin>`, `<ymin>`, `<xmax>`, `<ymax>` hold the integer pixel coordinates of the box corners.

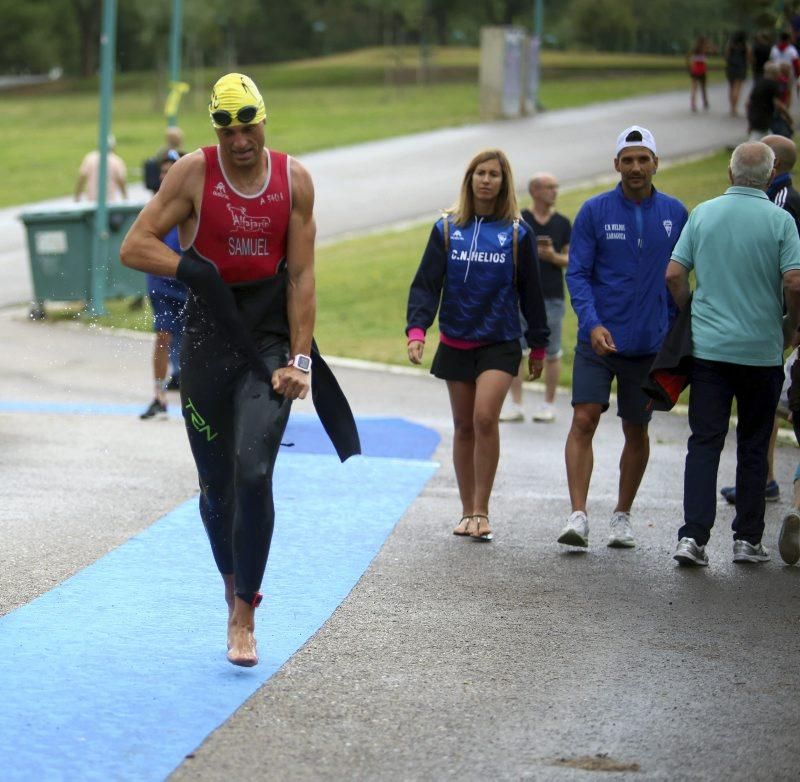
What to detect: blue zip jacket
<box><xmin>566</xmin><ymin>183</ymin><xmax>688</xmax><ymax>356</ymax></box>
<box><xmin>406</xmin><ymin>215</ymin><xmax>549</xmax><ymax>348</ymax></box>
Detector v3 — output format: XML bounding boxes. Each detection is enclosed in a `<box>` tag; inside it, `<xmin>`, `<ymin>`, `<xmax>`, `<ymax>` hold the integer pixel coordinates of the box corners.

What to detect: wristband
<box><xmin>407</xmin><ymin>327</ymin><xmax>426</xmax><ymax>344</ymax></box>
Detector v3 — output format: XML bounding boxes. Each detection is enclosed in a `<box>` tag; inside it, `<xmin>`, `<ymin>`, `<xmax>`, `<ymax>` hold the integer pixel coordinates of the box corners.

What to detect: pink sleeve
<box><xmin>407</xmin><ymin>327</ymin><xmax>426</xmax><ymax>343</ymax></box>
<box><xmin>530</xmin><ymin>347</ymin><xmax>546</xmax><ymax>361</ymax></box>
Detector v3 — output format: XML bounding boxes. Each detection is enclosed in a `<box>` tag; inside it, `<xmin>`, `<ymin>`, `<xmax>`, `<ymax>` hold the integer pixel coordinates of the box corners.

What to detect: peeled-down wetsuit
<box><xmin>176</xmin><ymin>146</ymin><xmax>359</xmax><ymax>607</ymax></box>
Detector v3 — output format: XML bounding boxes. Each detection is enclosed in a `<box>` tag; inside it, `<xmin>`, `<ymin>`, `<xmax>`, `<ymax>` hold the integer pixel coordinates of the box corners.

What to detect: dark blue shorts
<box><xmin>149</xmin><ymin>292</ymin><xmax>186</xmax><ymax>335</ymax></box>
<box><xmin>571</xmin><ymin>342</ymin><xmax>655</xmax><ymax>424</ymax></box>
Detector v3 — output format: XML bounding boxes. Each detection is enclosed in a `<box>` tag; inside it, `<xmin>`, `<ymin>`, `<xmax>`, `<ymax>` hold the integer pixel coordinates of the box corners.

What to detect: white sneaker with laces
<box><xmin>607</xmin><ymin>511</ymin><xmax>635</xmax><ymax>548</ymax></box>
<box><xmin>732</xmin><ymin>539</ymin><xmax>770</xmax><ymax>563</ymax></box>
<box><xmin>673</xmin><ymin>537</ymin><xmax>709</xmax><ymax>567</ymax></box>
<box><xmin>499</xmin><ymin>402</ymin><xmax>524</xmax><ymax>422</ymax></box>
<box><xmin>557</xmin><ymin>510</ymin><xmax>589</xmax><ymax>547</ymax></box>
<box><xmin>532</xmin><ymin>402</ymin><xmax>556</xmax><ymax>423</ymax></box>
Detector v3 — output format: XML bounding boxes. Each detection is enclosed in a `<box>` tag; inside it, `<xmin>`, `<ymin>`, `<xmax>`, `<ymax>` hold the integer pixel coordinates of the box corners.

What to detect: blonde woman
<box><xmin>406</xmin><ymin>149</ymin><xmax>548</xmax><ymax>541</ymax></box>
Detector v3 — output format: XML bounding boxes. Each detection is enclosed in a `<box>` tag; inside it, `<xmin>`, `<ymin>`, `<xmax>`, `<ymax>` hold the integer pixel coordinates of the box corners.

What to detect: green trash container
<box><xmin>20</xmin><ymin>202</ymin><xmax>147</xmax><ymax>312</ymax></box>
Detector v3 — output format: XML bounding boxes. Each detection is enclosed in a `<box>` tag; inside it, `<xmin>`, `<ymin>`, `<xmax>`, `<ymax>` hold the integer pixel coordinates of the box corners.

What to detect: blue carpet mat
<box><xmin>0</xmin><ymin>409</ymin><xmax>440</xmax><ymax>781</ymax></box>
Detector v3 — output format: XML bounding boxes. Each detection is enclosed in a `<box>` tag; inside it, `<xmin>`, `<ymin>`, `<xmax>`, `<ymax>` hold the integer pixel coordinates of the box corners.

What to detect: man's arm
<box><xmin>285</xmin><ymin>157</ymin><xmax>316</xmax><ymax>361</ymax></box>
<box><xmin>784</xmin><ymin>269</ymin><xmax>800</xmax><ymax>336</ymax></box>
<box><xmin>119</xmin><ymin>152</ymin><xmax>200</xmax><ymax>275</ymax></box>
<box><xmin>74</xmin><ymin>156</ymin><xmax>88</xmax><ymax>201</ymax></box>
<box><xmin>115</xmin><ymin>160</ymin><xmax>128</xmax><ymax>200</ymax></box>
<box><xmin>74</xmin><ymin>172</ymin><xmax>87</xmax><ymax>201</ymax></box>
<box><xmin>566</xmin><ymin>204</ymin><xmax>612</xmax><ymax>352</ymax></box>
<box><xmin>666</xmin><ymin>259</ymin><xmax>691</xmax><ymax>311</ymax></box>
<box><xmin>537</xmin><ymin>239</ymin><xmax>569</xmax><ymax>268</ymax></box>
<box><xmin>271</xmin><ymin>157</ymin><xmax>316</xmax><ymax>401</ymax></box>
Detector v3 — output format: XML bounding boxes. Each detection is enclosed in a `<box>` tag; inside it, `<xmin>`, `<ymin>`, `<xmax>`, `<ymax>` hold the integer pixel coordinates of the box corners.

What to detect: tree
<box><xmin>570</xmin><ymin>0</ymin><xmax>637</xmax><ymax>51</ymax></box>
<box><xmin>69</xmin><ymin>0</ymin><xmax>102</xmax><ymax>77</ymax></box>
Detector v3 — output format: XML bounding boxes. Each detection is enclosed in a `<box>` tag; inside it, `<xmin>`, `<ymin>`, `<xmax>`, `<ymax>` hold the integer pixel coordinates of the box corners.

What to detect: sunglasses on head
<box><xmin>211</xmin><ymin>105</ymin><xmax>258</xmax><ymax>127</ymax></box>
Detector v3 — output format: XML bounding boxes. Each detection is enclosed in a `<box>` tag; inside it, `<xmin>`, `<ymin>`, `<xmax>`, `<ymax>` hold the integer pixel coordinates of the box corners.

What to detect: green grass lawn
<box><xmin>69</xmin><ymin>148</ymin><xmax>732</xmax><ymax>393</ymax></box>
<box><xmin>3</xmin><ymin>46</ymin><xmax>719</xmax><ymax>207</ymax></box>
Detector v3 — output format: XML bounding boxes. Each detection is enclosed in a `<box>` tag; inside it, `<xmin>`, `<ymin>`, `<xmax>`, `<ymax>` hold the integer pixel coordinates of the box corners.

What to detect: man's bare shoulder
<box><xmin>159</xmin><ymin>149</ymin><xmax>206</xmax><ymax>198</ymax></box>
<box><xmin>288</xmin><ymin>156</ymin><xmax>314</xmax><ymax>212</ymax></box>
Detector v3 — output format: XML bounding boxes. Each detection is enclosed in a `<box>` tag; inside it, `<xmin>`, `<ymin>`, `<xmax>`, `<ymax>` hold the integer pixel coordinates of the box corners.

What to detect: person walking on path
<box><xmin>747</xmin><ymin>62</ymin><xmax>791</xmax><ymax>140</ymax></box>
<box><xmin>687</xmin><ymin>36</ymin><xmax>712</xmax><ymax>113</ymax></box>
<box><xmin>719</xmin><ymin>134</ymin><xmax>800</xmax><ymax>505</ymax></box>
<box><xmin>557</xmin><ymin>126</ymin><xmax>688</xmax><ymax>550</ymax></box>
<box><xmin>770</xmin><ymin>32</ymin><xmax>800</xmax><ymax>108</ymax></box>
<box><xmin>724</xmin><ymin>30</ymin><xmax>750</xmax><ymax>117</ymax></box>
<box><xmin>666</xmin><ymin>141</ymin><xmax>800</xmax><ymax>567</ymax></box>
<box><xmin>406</xmin><ymin>149</ymin><xmax>548</xmax><ymax>542</ymax></box>
<box><xmin>140</xmin><ymin>150</ymin><xmax>187</xmax><ymax>420</ymax></box>
<box><xmin>121</xmin><ymin>73</ymin><xmax>359</xmax><ymax>666</ymax></box>
<box><xmin>499</xmin><ymin>172</ymin><xmax>570</xmax><ymax>424</ymax></box>
<box><xmin>779</xmin><ymin>350</ymin><xmax>800</xmax><ymax>565</ymax></box>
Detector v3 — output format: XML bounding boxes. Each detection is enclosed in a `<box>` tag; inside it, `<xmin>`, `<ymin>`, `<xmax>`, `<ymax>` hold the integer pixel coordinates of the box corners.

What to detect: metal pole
<box><xmin>88</xmin><ymin>0</ymin><xmax>118</xmax><ymax>317</ymax></box>
<box><xmin>534</xmin><ymin>0</ymin><xmax>544</xmax><ymax>39</ymax></box>
<box><xmin>167</xmin><ymin>0</ymin><xmax>183</xmax><ymax>127</ymax></box>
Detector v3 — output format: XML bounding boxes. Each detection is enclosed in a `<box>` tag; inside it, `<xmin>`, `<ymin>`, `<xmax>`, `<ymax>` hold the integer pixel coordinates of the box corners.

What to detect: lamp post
<box><xmin>166</xmin><ymin>0</ymin><xmax>183</xmax><ymax>127</ymax></box>
<box><xmin>88</xmin><ymin>0</ymin><xmax>117</xmax><ymax>317</ymax></box>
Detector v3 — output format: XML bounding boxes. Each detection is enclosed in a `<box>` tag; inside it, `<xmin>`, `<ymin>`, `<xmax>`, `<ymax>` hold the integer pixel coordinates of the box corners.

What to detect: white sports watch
<box><xmin>288</xmin><ymin>354</ymin><xmax>312</xmax><ymax>373</ymax></box>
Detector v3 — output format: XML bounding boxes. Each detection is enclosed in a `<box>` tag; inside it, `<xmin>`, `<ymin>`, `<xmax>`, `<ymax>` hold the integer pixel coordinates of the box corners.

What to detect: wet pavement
<box><xmin>2</xmin><ymin>83</ymin><xmax>798</xmax><ymax>780</ymax></box>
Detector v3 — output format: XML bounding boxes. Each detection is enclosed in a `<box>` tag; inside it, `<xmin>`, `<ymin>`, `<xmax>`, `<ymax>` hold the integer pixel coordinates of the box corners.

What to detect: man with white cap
<box><xmin>557</xmin><ymin>126</ymin><xmax>688</xmax><ymax>550</ymax></box>
<box><xmin>121</xmin><ymin>73</ymin><xmax>359</xmax><ymax>666</ymax></box>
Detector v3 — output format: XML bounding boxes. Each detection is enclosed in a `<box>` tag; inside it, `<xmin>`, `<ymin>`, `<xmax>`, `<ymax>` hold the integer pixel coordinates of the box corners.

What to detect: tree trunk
<box><xmin>71</xmin><ymin>0</ymin><xmax>102</xmax><ymax>77</ymax></box>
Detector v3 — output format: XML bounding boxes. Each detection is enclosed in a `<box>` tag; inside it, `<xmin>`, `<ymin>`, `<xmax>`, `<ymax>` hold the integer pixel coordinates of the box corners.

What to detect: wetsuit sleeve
<box><xmin>176</xmin><ymin>253</ymin><xmax>271</xmax><ymax>384</ymax></box>
<box><xmin>565</xmin><ymin>202</ymin><xmax>602</xmax><ymax>334</ymax></box>
<box><xmin>406</xmin><ymin>224</ymin><xmax>446</xmax><ymax>336</ymax></box>
<box><xmin>517</xmin><ymin>230</ymin><xmax>549</xmax><ymax>350</ymax></box>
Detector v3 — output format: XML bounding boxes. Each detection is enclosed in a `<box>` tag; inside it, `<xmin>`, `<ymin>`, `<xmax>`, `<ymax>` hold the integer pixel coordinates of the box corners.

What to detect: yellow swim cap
<box><xmin>208</xmin><ymin>73</ymin><xmax>266</xmax><ymax>128</ymax></box>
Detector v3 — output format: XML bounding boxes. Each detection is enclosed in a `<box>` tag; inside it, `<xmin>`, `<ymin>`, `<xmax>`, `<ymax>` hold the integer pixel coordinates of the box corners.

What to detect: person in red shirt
<box><xmin>121</xmin><ymin>73</ymin><xmax>345</xmax><ymax>667</ymax></box>
<box><xmin>687</xmin><ymin>36</ymin><xmax>711</xmax><ymax>112</ymax></box>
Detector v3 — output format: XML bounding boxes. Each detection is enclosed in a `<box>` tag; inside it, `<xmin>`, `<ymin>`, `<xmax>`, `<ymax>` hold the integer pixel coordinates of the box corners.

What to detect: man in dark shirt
<box><xmin>764</xmin><ymin>134</ymin><xmax>800</xmax><ymax>227</ymax></box>
<box><xmin>499</xmin><ymin>173</ymin><xmax>571</xmax><ymax>423</ymax></box>
<box><xmin>523</xmin><ymin>173</ymin><xmax>571</xmax><ymax>422</ymax></box>
<box><xmin>747</xmin><ymin>62</ymin><xmax>790</xmax><ymax>138</ymax></box>
<box><xmin>752</xmin><ymin>31</ymin><xmax>772</xmax><ymax>81</ymax></box>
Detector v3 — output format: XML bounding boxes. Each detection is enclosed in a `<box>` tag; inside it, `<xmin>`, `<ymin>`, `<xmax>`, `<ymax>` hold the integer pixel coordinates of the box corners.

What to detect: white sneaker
<box><xmin>607</xmin><ymin>511</ymin><xmax>635</xmax><ymax>548</ymax></box>
<box><xmin>557</xmin><ymin>510</ymin><xmax>589</xmax><ymax>547</ymax></box>
<box><xmin>499</xmin><ymin>402</ymin><xmax>524</xmax><ymax>422</ymax></box>
<box><xmin>532</xmin><ymin>402</ymin><xmax>556</xmax><ymax>423</ymax></box>
<box><xmin>732</xmin><ymin>540</ymin><xmax>770</xmax><ymax>563</ymax></box>
<box><xmin>674</xmin><ymin>537</ymin><xmax>709</xmax><ymax>567</ymax></box>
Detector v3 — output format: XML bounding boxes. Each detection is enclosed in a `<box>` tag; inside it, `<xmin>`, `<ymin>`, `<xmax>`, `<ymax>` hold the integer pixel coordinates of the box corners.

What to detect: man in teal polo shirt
<box><xmin>665</xmin><ymin>141</ymin><xmax>800</xmax><ymax>566</ymax></box>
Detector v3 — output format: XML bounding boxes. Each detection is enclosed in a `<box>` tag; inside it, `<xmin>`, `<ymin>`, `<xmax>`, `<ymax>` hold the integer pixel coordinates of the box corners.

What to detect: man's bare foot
<box><xmin>227</xmin><ymin>597</ymin><xmax>258</xmax><ymax>667</ymax></box>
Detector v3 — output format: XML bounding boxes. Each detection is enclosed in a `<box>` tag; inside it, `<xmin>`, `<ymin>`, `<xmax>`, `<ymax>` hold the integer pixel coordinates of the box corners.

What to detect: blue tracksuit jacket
<box><xmin>566</xmin><ymin>183</ymin><xmax>688</xmax><ymax>356</ymax></box>
<box><xmin>406</xmin><ymin>215</ymin><xmax>549</xmax><ymax>348</ymax></box>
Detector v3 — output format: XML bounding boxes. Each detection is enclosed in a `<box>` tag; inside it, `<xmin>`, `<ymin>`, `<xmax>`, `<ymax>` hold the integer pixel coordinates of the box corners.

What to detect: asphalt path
<box><xmin>2</xmin><ymin>83</ymin><xmax>799</xmax><ymax>780</ymax></box>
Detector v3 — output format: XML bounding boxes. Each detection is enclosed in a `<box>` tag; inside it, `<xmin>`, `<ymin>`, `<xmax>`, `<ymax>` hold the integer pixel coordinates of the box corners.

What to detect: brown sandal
<box><xmin>469</xmin><ymin>514</ymin><xmax>493</xmax><ymax>542</ymax></box>
<box><xmin>453</xmin><ymin>515</ymin><xmax>472</xmax><ymax>536</ymax></box>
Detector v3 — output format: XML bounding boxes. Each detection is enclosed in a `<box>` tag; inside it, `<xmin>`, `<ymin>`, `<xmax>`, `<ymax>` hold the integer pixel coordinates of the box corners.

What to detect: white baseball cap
<box><xmin>615</xmin><ymin>125</ymin><xmax>657</xmax><ymax>157</ymax></box>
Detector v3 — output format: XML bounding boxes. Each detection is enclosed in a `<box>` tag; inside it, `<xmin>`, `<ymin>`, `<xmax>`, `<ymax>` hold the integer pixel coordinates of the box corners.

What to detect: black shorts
<box><xmin>431</xmin><ymin>340</ymin><xmax>522</xmax><ymax>382</ymax></box>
